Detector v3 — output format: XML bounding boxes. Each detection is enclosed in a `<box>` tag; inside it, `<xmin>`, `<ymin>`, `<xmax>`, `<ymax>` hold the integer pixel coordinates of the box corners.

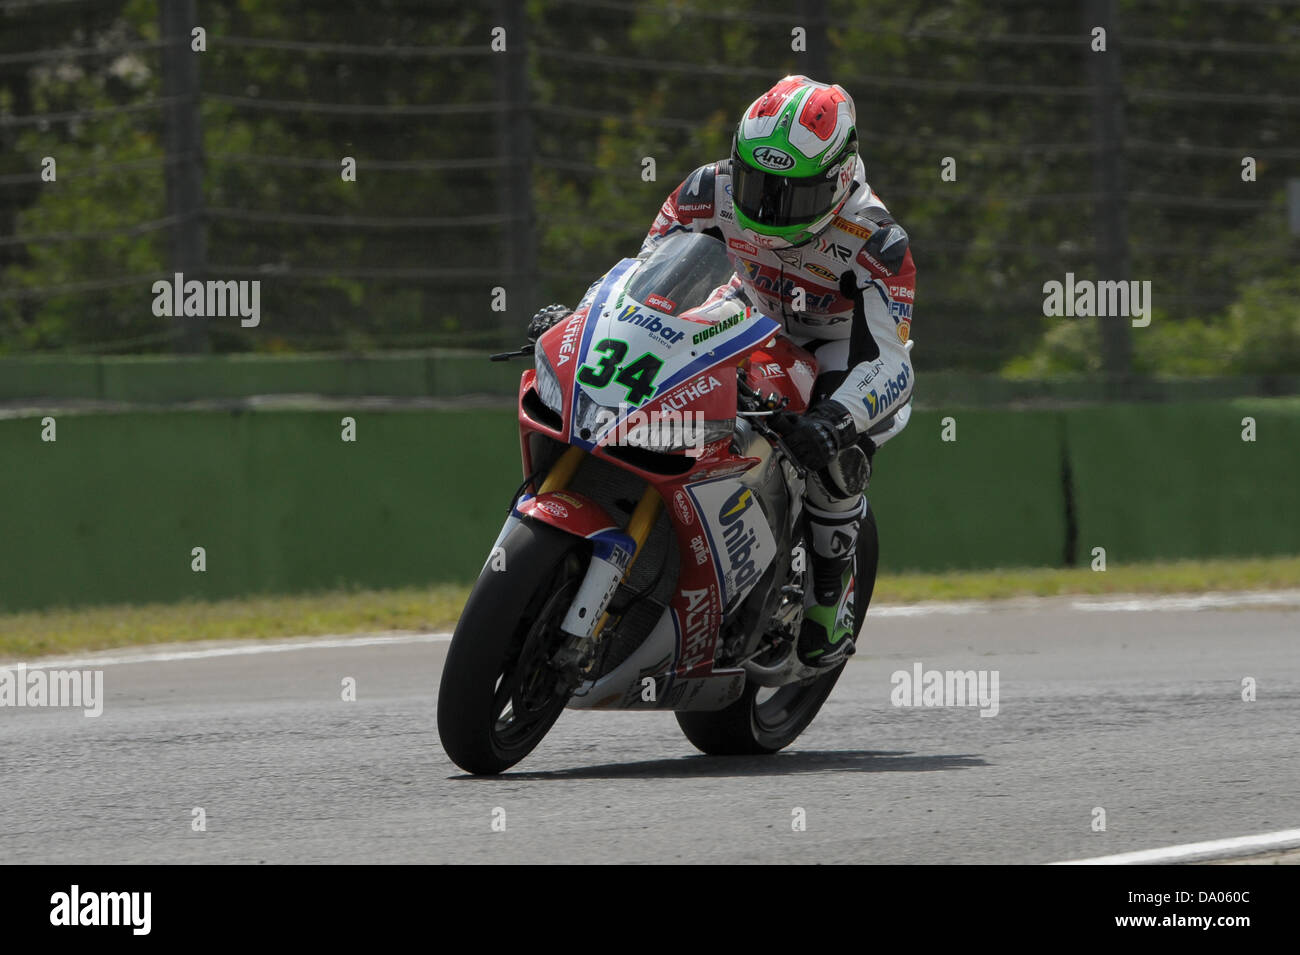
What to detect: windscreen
<box><xmin>624</xmin><ymin>232</ymin><xmax>735</xmax><ymax>316</ymax></box>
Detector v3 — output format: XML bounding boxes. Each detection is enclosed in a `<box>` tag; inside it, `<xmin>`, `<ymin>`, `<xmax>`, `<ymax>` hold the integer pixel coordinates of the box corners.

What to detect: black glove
<box><xmin>527</xmin><ymin>304</ymin><xmax>572</xmax><ymax>341</ymax></box>
<box><xmin>770</xmin><ymin>400</ymin><xmax>857</xmax><ymax>472</ymax></box>
<box><xmin>861</xmin><ymin>217</ymin><xmax>909</xmax><ymax>275</ymax></box>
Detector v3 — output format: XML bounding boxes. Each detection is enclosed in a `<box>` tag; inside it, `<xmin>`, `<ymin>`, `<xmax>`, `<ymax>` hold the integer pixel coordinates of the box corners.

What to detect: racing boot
<box><xmin>797</xmin><ymin>493</ymin><xmax>865</xmax><ymax>668</ymax></box>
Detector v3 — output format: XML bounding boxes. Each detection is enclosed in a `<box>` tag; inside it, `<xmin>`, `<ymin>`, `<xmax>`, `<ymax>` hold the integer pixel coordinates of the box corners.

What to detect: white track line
<box><xmin>869</xmin><ymin>589</ymin><xmax>1300</xmax><ymax>618</ymax></box>
<box><xmin>4</xmin><ymin>588</ymin><xmax>1294</xmax><ymax>671</ymax></box>
<box><xmin>1050</xmin><ymin>827</ymin><xmax>1300</xmax><ymax>865</ymax></box>
<box><xmin>1070</xmin><ymin>590</ymin><xmax>1300</xmax><ymax>613</ymax></box>
<box><xmin>869</xmin><ymin>599</ymin><xmax>998</xmax><ymax>617</ymax></box>
<box><xmin>4</xmin><ymin>632</ymin><xmax>452</xmax><ymax>671</ymax></box>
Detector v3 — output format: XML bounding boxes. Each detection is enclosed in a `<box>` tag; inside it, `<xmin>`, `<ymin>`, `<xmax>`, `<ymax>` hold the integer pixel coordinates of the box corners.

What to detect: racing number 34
<box><xmin>576</xmin><ymin>338</ymin><xmax>663</xmax><ymax>404</ymax></box>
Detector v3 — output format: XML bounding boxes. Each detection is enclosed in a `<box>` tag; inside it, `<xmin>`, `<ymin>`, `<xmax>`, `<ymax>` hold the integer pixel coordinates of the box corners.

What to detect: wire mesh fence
<box><xmin>0</xmin><ymin>0</ymin><xmax>1296</xmax><ymax>374</ymax></box>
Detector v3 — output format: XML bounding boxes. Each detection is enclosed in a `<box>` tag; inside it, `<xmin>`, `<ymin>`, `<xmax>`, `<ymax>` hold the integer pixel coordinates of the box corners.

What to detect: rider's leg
<box><xmin>798</xmin><ymin>447</ymin><xmax>870</xmax><ymax>666</ymax></box>
<box><xmin>795</xmin><ymin>339</ymin><xmax>875</xmax><ymax>667</ymax></box>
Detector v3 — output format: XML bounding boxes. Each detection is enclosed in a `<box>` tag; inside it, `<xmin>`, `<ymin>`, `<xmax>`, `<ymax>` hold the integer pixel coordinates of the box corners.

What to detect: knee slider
<box><xmin>817</xmin><ymin>444</ymin><xmax>870</xmax><ymax>500</ymax></box>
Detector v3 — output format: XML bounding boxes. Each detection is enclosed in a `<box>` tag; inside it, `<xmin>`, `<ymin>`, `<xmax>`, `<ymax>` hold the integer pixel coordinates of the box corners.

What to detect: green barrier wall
<box><xmin>1063</xmin><ymin>399</ymin><xmax>1300</xmax><ymax>564</ymax></box>
<box><xmin>1</xmin><ymin>400</ymin><xmax>1295</xmax><ymax>612</ymax></box>
<box><xmin>0</xmin><ymin>352</ymin><xmax>523</xmax><ymax>402</ymax></box>
<box><xmin>868</xmin><ymin>410</ymin><xmax>1068</xmax><ymax>572</ymax></box>
<box><xmin>0</xmin><ymin>410</ymin><xmax>521</xmax><ymax>612</ymax></box>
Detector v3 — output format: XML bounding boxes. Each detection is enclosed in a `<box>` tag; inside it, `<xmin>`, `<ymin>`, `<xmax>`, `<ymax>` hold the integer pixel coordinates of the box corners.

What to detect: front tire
<box><xmin>675</xmin><ymin>506</ymin><xmax>878</xmax><ymax>755</ymax></box>
<box><xmin>437</xmin><ymin>520</ymin><xmax>585</xmax><ymax>774</ymax></box>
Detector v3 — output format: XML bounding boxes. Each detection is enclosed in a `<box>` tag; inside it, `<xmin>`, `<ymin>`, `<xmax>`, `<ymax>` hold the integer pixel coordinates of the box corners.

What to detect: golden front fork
<box><xmin>593</xmin><ymin>486</ymin><xmax>661</xmax><ymax>639</ymax></box>
<box><xmin>538</xmin><ymin>446</ymin><xmax>584</xmax><ymax>494</ymax></box>
<box><xmin>537</xmin><ymin>446</ymin><xmax>662</xmax><ymax>639</ymax></box>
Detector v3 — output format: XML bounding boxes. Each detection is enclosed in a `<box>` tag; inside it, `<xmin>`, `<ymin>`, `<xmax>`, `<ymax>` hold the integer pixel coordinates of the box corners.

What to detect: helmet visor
<box><xmin>731</xmin><ymin>147</ymin><xmax>841</xmax><ymax>230</ymax></box>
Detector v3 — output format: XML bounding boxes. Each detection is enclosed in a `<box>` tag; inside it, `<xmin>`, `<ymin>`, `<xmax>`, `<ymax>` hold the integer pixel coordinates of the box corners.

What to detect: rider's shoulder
<box><xmin>678</xmin><ymin>161</ymin><xmax>727</xmax><ymax>200</ymax></box>
<box><xmin>827</xmin><ymin>182</ymin><xmax>900</xmax><ymax>242</ymax></box>
<box><xmin>845</xmin><ymin>181</ymin><xmax>893</xmax><ymax>218</ymax></box>
<box><xmin>670</xmin><ymin>162</ymin><xmax>728</xmax><ymax>220</ymax></box>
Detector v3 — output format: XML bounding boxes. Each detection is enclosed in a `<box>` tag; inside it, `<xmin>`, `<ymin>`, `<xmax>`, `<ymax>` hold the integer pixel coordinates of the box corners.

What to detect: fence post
<box><xmin>1086</xmin><ymin>0</ymin><xmax>1134</xmax><ymax>384</ymax></box>
<box><xmin>496</xmin><ymin>0</ymin><xmax>536</xmax><ymax>344</ymax></box>
<box><xmin>159</xmin><ymin>0</ymin><xmax>208</xmax><ymax>353</ymax></box>
<box><xmin>800</xmin><ymin>0</ymin><xmax>829</xmax><ymax>82</ymax></box>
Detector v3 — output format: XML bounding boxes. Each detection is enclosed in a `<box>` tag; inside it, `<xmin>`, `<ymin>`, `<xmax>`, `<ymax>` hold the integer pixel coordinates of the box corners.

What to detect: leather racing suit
<box><xmin>640</xmin><ymin>155</ymin><xmax>916</xmax><ymax>642</ymax></box>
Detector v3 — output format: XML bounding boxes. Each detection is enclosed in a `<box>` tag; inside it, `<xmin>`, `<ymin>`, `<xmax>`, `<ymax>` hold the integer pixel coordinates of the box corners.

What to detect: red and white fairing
<box><xmin>510</xmin><ymin>242</ymin><xmax>820</xmax><ymax>711</ymax></box>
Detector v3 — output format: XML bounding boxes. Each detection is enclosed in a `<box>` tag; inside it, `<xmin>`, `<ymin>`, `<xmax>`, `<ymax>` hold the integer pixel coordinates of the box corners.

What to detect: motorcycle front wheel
<box><xmin>437</xmin><ymin>520</ymin><xmax>585</xmax><ymax>775</ymax></box>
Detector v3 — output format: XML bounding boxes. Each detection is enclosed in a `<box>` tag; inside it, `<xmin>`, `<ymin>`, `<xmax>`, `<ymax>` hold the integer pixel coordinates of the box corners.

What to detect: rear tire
<box><xmin>437</xmin><ymin>520</ymin><xmax>585</xmax><ymax>774</ymax></box>
<box><xmin>674</xmin><ymin>663</ymin><xmax>848</xmax><ymax>755</ymax></box>
<box><xmin>675</xmin><ymin>505</ymin><xmax>878</xmax><ymax>756</ymax></box>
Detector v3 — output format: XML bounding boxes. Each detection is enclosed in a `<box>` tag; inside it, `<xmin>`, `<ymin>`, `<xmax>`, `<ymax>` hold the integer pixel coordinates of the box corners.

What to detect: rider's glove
<box><xmin>527</xmin><ymin>304</ymin><xmax>572</xmax><ymax>342</ymax></box>
<box><xmin>771</xmin><ymin>400</ymin><xmax>857</xmax><ymax>472</ymax></box>
<box><xmin>861</xmin><ymin>217</ymin><xmax>909</xmax><ymax>275</ymax></box>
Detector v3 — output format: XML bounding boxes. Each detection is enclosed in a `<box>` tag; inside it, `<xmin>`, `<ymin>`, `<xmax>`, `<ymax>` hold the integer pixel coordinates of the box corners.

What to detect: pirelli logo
<box><xmin>832</xmin><ymin>216</ymin><xmax>870</xmax><ymax>240</ymax></box>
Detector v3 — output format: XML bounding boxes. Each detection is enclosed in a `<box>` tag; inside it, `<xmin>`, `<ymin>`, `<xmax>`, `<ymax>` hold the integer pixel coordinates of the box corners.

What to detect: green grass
<box><xmin>873</xmin><ymin>556</ymin><xmax>1300</xmax><ymax>602</ymax></box>
<box><xmin>0</xmin><ymin>585</ymin><xmax>470</xmax><ymax>660</ymax></box>
<box><xmin>2</xmin><ymin>556</ymin><xmax>1298</xmax><ymax>660</ymax></box>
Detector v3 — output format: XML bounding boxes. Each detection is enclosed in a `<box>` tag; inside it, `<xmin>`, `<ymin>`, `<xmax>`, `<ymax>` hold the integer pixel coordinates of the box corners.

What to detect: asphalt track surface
<box><xmin>2</xmin><ymin>592</ymin><xmax>1297</xmax><ymax>864</ymax></box>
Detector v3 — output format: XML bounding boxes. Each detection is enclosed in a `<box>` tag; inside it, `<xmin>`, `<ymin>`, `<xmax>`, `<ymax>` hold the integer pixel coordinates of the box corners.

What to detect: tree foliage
<box><xmin>0</xmin><ymin>0</ymin><xmax>1295</xmax><ymax>372</ymax></box>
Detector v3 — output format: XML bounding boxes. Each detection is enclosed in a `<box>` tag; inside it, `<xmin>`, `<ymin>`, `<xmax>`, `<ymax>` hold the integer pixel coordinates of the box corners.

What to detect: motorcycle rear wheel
<box><xmin>674</xmin><ymin>506</ymin><xmax>878</xmax><ymax>755</ymax></box>
<box><xmin>437</xmin><ymin>520</ymin><xmax>585</xmax><ymax>775</ymax></box>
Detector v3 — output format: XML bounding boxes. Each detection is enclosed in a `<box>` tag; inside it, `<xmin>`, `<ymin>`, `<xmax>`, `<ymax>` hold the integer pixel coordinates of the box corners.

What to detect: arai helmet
<box><xmin>731</xmin><ymin>75</ymin><xmax>859</xmax><ymax>249</ymax></box>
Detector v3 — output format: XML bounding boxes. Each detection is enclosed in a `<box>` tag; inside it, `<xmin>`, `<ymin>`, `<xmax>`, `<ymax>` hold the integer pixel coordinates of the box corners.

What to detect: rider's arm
<box><xmin>639</xmin><ymin>163</ymin><xmax>721</xmax><ymax>253</ymax></box>
<box><xmin>828</xmin><ymin>218</ymin><xmax>916</xmax><ymax>450</ymax></box>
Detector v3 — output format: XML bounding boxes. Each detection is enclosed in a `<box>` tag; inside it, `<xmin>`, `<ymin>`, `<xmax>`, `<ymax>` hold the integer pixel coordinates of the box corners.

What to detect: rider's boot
<box><xmin>797</xmin><ymin>493</ymin><xmax>865</xmax><ymax>668</ymax></box>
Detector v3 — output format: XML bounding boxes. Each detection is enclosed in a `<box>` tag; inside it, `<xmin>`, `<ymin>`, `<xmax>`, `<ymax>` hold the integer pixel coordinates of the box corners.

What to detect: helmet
<box><xmin>731</xmin><ymin>76</ymin><xmax>859</xmax><ymax>249</ymax></box>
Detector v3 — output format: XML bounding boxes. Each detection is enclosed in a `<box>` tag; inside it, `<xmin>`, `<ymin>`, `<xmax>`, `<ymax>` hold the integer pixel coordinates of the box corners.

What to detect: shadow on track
<box><xmin>450</xmin><ymin>749</ymin><xmax>987</xmax><ymax>781</ymax></box>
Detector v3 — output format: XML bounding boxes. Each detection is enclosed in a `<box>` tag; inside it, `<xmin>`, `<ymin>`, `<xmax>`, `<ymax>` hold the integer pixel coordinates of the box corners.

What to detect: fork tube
<box><xmin>591</xmin><ymin>484</ymin><xmax>662</xmax><ymax>640</ymax></box>
<box><xmin>622</xmin><ymin>485</ymin><xmax>662</xmax><ymax>575</ymax></box>
<box><xmin>539</xmin><ymin>446</ymin><xmax>584</xmax><ymax>493</ymax></box>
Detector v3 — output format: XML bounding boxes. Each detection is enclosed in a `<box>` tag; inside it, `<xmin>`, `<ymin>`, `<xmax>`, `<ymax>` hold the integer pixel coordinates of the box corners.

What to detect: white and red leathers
<box><xmin>641</xmin><ymin>155</ymin><xmax>916</xmax><ymax>451</ymax></box>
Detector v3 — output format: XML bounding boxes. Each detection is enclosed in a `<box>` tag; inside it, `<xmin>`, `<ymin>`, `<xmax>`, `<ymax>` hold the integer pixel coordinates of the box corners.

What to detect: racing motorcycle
<box><xmin>437</xmin><ymin>231</ymin><xmax>877</xmax><ymax>775</ymax></box>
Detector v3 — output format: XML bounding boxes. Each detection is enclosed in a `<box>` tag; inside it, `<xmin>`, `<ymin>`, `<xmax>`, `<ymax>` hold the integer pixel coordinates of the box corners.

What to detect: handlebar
<box><xmin>735</xmin><ymin>367</ymin><xmax>807</xmax><ymax>479</ymax></box>
<box><xmin>489</xmin><ymin>343</ymin><xmax>536</xmax><ymax>361</ymax></box>
<box><xmin>735</xmin><ymin>365</ymin><xmax>788</xmax><ymax>414</ymax></box>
